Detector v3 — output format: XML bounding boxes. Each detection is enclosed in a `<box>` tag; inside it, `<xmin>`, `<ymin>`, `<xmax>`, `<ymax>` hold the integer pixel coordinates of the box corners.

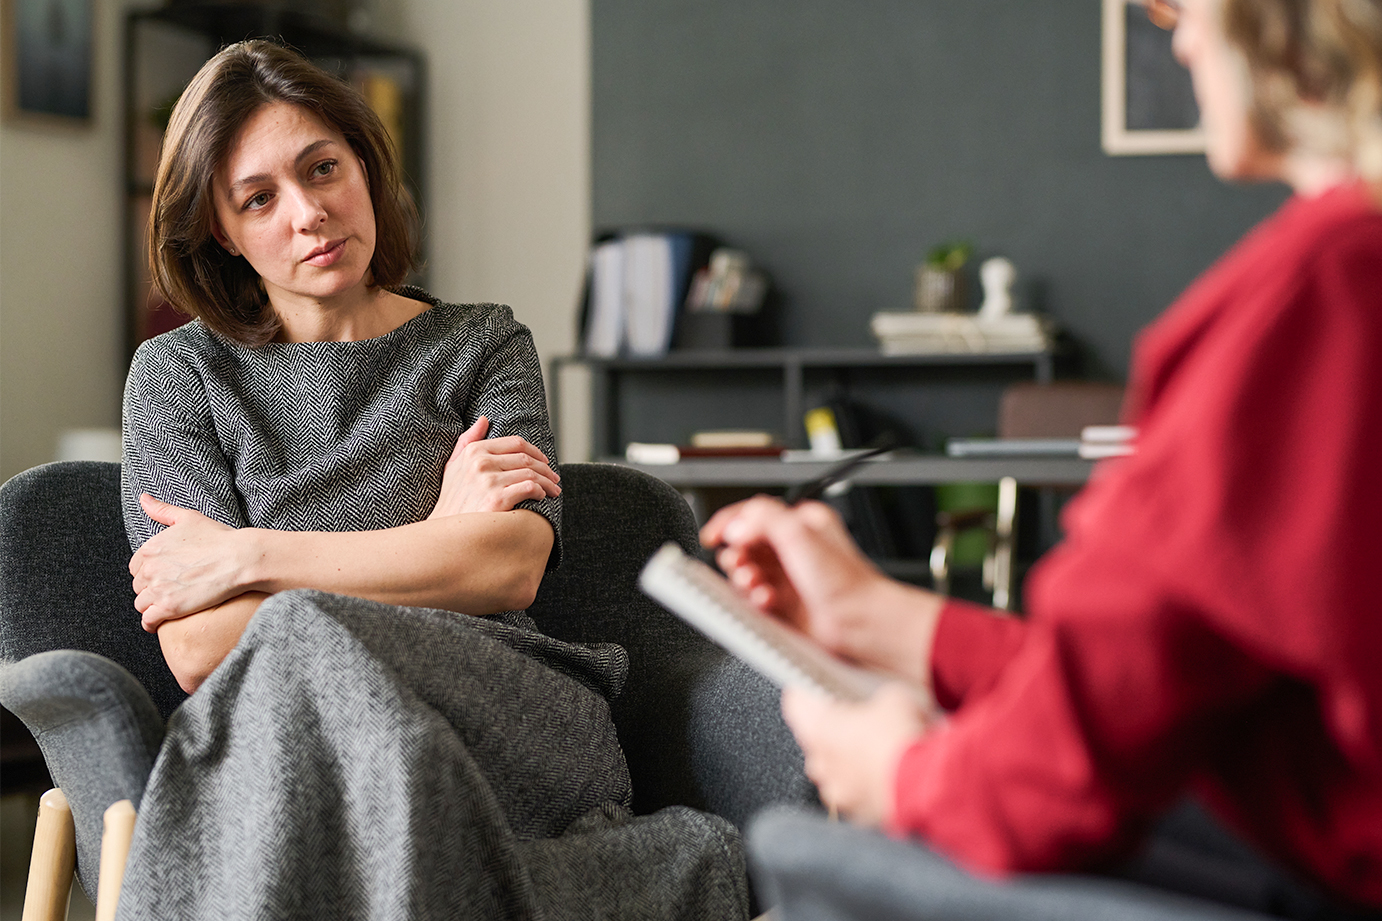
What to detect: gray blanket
<box><xmin>115</xmin><ymin>589</ymin><xmax>748</xmax><ymax>920</ymax></box>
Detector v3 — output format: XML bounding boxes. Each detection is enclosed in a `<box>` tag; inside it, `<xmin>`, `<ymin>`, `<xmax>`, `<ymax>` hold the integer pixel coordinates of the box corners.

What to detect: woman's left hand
<box><xmin>428</xmin><ymin>415</ymin><xmax>561</xmax><ymax>519</ymax></box>
<box><xmin>130</xmin><ymin>494</ymin><xmax>255</xmax><ymax>632</ymax></box>
<box><xmin>781</xmin><ymin>683</ymin><xmax>937</xmax><ymax>827</ymax></box>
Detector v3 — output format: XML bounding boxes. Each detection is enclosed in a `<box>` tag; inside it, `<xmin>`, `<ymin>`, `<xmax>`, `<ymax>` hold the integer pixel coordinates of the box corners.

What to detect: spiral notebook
<box><xmin>638</xmin><ymin>542</ymin><xmax>892</xmax><ymax>702</ymax></box>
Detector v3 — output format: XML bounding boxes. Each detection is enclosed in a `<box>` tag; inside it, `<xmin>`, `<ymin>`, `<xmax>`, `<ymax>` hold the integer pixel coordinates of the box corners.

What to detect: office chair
<box><xmin>930</xmin><ymin>381</ymin><xmax>1126</xmax><ymax>610</ymax></box>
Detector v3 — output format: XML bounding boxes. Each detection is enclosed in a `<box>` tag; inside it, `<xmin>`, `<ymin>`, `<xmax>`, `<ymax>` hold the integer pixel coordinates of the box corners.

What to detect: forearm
<box><xmin>928</xmin><ymin>598</ymin><xmax>1029</xmax><ymax>710</ymax></box>
<box><xmin>244</xmin><ymin>509</ymin><xmax>553</xmax><ymax>615</ymax></box>
<box><xmin>158</xmin><ymin>592</ymin><xmax>268</xmax><ymax>694</ymax></box>
<box><xmin>832</xmin><ymin>576</ymin><xmax>945</xmax><ymax>687</ymax></box>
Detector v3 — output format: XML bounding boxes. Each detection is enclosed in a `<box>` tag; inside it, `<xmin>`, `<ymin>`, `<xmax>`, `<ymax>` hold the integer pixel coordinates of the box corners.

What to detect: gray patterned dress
<box><xmin>122</xmin><ymin>287</ymin><xmax>563</xmax><ymax>559</ymax></box>
<box><xmin>117</xmin><ymin>289</ymin><xmax>747</xmax><ymax>920</ymax></box>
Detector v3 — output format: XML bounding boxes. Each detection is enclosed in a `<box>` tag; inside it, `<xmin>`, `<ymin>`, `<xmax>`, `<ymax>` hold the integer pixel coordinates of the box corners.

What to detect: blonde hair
<box><xmin>1224</xmin><ymin>0</ymin><xmax>1382</xmax><ymax>177</ymax></box>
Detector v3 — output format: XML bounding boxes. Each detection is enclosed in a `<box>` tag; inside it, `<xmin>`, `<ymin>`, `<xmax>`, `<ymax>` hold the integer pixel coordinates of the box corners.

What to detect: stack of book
<box><xmin>684</xmin><ymin>249</ymin><xmax>768</xmax><ymax>314</ymax></box>
<box><xmin>870</xmin><ymin>311</ymin><xmax>1053</xmax><ymax>356</ymax></box>
<box><xmin>946</xmin><ymin>425</ymin><xmax>1137</xmax><ymax>459</ymax></box>
<box><xmin>625</xmin><ymin>430</ymin><xmax>783</xmax><ymax>464</ymax></box>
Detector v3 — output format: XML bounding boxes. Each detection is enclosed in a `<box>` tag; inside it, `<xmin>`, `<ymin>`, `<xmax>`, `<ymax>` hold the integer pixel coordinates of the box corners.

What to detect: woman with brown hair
<box><xmin>117</xmin><ymin>40</ymin><xmax>746</xmax><ymax>919</ymax></box>
<box><xmin>125</xmin><ymin>39</ymin><xmax>559</xmax><ymax>694</ymax></box>
<box><xmin>709</xmin><ymin>0</ymin><xmax>1382</xmax><ymax>917</ymax></box>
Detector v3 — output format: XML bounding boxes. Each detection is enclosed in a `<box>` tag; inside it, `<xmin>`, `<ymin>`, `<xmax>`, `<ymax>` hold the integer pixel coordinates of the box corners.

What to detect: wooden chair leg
<box><xmin>94</xmin><ymin>800</ymin><xmax>136</xmax><ymax>921</ymax></box>
<box><xmin>22</xmin><ymin>788</ymin><xmax>76</xmax><ymax>921</ymax></box>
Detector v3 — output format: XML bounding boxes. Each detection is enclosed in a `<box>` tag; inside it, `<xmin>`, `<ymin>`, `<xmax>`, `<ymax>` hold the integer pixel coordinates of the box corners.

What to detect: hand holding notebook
<box><xmin>639</xmin><ymin>542</ymin><xmax>931</xmax><ymax>705</ymax></box>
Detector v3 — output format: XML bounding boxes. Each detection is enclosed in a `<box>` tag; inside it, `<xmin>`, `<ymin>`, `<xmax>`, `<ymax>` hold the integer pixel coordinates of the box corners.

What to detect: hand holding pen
<box><xmin>701</xmin><ymin>432</ymin><xmax>896</xmax><ymax>565</ymax></box>
<box><xmin>783</xmin><ymin>435</ymin><xmax>896</xmax><ymax>505</ymax></box>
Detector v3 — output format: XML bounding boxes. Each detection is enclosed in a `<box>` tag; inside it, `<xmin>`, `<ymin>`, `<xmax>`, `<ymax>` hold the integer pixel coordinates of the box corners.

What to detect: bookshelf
<box><xmin>551</xmin><ymin>347</ymin><xmax>1055</xmax><ymax>460</ymax></box>
<box><xmin>122</xmin><ymin>4</ymin><xmax>426</xmax><ymax>354</ymax></box>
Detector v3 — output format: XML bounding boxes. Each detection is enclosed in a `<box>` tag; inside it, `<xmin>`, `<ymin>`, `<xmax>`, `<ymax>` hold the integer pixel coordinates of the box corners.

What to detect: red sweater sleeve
<box><xmin>891</xmin><ymin>190</ymin><xmax>1382</xmax><ymax>900</ymax></box>
<box><xmin>894</xmin><ymin>561</ymin><xmax>1276</xmax><ymax>872</ymax></box>
<box><xmin>929</xmin><ymin>599</ymin><xmax>1028</xmax><ymax>710</ymax></box>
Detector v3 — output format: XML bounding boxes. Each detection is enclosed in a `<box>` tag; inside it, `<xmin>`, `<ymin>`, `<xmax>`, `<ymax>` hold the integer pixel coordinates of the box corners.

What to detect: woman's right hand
<box><xmin>427</xmin><ymin>416</ymin><xmax>561</xmax><ymax>519</ymax></box>
<box><xmin>701</xmin><ymin>496</ymin><xmax>943</xmax><ymax>686</ymax></box>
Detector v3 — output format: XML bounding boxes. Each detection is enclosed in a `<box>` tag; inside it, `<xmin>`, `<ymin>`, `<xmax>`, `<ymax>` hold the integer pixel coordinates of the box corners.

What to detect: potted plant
<box><xmin>914</xmin><ymin>240</ymin><xmax>973</xmax><ymax>313</ymax></box>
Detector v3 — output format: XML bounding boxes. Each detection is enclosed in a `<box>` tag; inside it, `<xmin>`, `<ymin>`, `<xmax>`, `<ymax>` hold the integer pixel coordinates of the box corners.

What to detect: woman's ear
<box><xmin>210</xmin><ymin>222</ymin><xmax>239</xmax><ymax>257</ymax></box>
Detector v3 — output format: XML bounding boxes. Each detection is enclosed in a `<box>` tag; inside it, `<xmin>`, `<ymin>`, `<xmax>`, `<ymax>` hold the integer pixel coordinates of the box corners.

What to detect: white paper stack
<box><xmin>624</xmin><ymin>234</ymin><xmax>678</xmax><ymax>357</ymax></box>
<box><xmin>944</xmin><ymin>426</ymin><xmax>1138</xmax><ymax>459</ymax></box>
<box><xmin>583</xmin><ymin>233</ymin><xmax>695</xmax><ymax>358</ymax></box>
<box><xmin>583</xmin><ymin>241</ymin><xmax>627</xmax><ymax>358</ymax></box>
<box><xmin>870</xmin><ymin>311</ymin><xmax>1053</xmax><ymax>355</ymax></box>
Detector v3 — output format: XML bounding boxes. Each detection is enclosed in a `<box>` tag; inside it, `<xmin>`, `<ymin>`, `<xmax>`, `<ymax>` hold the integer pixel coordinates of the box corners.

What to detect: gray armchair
<box><xmin>0</xmin><ymin>460</ymin><xmax>814</xmax><ymax>908</ymax></box>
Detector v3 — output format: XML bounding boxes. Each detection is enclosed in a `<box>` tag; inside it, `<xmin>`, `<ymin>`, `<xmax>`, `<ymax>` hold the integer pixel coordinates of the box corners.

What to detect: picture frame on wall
<box><xmin>2</xmin><ymin>0</ymin><xmax>94</xmax><ymax>124</ymax></box>
<box><xmin>1101</xmin><ymin>0</ymin><xmax>1204</xmax><ymax>155</ymax></box>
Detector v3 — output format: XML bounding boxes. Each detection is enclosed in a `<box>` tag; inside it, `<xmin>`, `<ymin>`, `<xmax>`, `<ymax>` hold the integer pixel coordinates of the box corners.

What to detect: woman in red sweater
<box><xmin>705</xmin><ymin>0</ymin><xmax>1382</xmax><ymax>913</ymax></box>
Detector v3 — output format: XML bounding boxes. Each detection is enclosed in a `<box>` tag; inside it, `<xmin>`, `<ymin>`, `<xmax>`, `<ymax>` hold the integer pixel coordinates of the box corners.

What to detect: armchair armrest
<box><xmin>0</xmin><ymin>651</ymin><xmax>164</xmax><ymax>897</ymax></box>
<box><xmin>748</xmin><ymin>808</ymin><xmax>1274</xmax><ymax>921</ymax></box>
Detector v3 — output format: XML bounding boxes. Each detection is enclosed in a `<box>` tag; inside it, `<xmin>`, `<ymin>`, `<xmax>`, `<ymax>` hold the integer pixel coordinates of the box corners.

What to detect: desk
<box><xmin>612</xmin><ymin>453</ymin><xmax>1096</xmax><ymax>577</ymax></box>
<box><xmin>610</xmin><ymin>453</ymin><xmax>1095</xmax><ymax>489</ymax></box>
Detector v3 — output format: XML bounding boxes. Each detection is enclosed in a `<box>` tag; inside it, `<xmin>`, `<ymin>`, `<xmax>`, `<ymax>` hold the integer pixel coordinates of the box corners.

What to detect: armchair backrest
<box><xmin>528</xmin><ymin>463</ymin><xmax>814</xmax><ymax>827</ymax></box>
<box><xmin>526</xmin><ymin>462</ymin><xmax>727</xmax><ymax>817</ymax></box>
<box><xmin>0</xmin><ymin>461</ymin><xmax>186</xmax><ymax>718</ymax></box>
<box><xmin>0</xmin><ymin>461</ymin><xmax>178</xmax><ymax>892</ymax></box>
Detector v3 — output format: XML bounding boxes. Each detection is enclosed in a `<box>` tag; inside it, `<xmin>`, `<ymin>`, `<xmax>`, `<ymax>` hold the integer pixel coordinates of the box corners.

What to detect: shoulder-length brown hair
<box><xmin>149</xmin><ymin>39</ymin><xmax>420</xmax><ymax>346</ymax></box>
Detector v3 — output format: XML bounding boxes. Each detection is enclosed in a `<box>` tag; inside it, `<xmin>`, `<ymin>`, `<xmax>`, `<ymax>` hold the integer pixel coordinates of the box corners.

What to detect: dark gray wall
<box><xmin>592</xmin><ymin>0</ymin><xmax>1290</xmax><ymax>379</ymax></box>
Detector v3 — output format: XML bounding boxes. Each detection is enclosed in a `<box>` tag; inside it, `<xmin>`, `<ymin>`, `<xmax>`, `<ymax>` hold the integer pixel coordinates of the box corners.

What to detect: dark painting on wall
<box><xmin>1101</xmin><ymin>0</ymin><xmax>1203</xmax><ymax>155</ymax></box>
<box><xmin>3</xmin><ymin>0</ymin><xmax>93</xmax><ymax>122</ymax></box>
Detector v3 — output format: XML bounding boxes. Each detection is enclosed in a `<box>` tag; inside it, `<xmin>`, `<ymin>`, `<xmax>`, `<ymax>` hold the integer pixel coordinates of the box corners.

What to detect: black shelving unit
<box><xmin>552</xmin><ymin>346</ymin><xmax>1086</xmax><ymax>608</ymax></box>
<box><xmin>122</xmin><ymin>3</ymin><xmax>426</xmax><ymax>354</ymax></box>
<box><xmin>551</xmin><ymin>347</ymin><xmax>1055</xmax><ymax>458</ymax></box>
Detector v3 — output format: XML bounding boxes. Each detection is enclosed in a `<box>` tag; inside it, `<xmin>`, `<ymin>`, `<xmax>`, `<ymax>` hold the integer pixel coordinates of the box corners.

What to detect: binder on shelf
<box><xmin>578</xmin><ymin>230</ymin><xmax>715</xmax><ymax>358</ymax></box>
<box><xmin>583</xmin><ymin>240</ymin><xmax>627</xmax><ymax>358</ymax></box>
<box><xmin>624</xmin><ymin>233</ymin><xmax>694</xmax><ymax>357</ymax></box>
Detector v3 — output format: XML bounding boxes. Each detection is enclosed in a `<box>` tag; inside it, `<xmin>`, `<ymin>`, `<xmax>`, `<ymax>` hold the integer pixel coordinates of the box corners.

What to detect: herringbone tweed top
<box><xmin>121</xmin><ymin>287</ymin><xmax>562</xmax><ymax>570</ymax></box>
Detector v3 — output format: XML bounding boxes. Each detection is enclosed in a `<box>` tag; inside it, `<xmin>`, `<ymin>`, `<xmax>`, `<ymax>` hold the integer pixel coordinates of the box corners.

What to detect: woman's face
<box><xmin>211</xmin><ymin>102</ymin><xmax>377</xmax><ymax>308</ymax></box>
<box><xmin>1172</xmin><ymin>0</ymin><xmax>1281</xmax><ymax>180</ymax></box>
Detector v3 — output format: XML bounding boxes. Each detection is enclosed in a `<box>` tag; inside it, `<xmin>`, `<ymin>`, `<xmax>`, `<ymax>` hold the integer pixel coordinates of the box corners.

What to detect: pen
<box><xmin>783</xmin><ymin>437</ymin><xmax>895</xmax><ymax>505</ymax></box>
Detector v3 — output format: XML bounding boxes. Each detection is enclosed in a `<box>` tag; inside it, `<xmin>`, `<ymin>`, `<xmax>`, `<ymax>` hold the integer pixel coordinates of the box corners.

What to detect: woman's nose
<box><xmin>287</xmin><ymin>186</ymin><xmax>327</xmax><ymax>230</ymax></box>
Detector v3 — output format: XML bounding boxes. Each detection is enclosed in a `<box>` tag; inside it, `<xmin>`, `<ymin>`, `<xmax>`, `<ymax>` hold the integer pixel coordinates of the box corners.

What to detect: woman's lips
<box><xmin>304</xmin><ymin>239</ymin><xmax>347</xmax><ymax>267</ymax></box>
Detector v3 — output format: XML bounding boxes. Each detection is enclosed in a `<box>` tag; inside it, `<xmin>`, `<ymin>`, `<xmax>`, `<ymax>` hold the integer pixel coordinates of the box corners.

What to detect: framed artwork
<box><xmin>2</xmin><ymin>0</ymin><xmax>94</xmax><ymax>123</ymax></box>
<box><xmin>1101</xmin><ymin>0</ymin><xmax>1204</xmax><ymax>155</ymax></box>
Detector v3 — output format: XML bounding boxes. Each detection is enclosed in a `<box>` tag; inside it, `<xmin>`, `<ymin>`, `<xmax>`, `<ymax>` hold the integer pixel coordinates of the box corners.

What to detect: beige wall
<box><xmin>0</xmin><ymin>0</ymin><xmax>143</xmax><ymax>482</ymax></box>
<box><xmin>393</xmin><ymin>0</ymin><xmax>593</xmax><ymax>462</ymax></box>
<box><xmin>0</xmin><ymin>0</ymin><xmax>594</xmax><ymax>483</ymax></box>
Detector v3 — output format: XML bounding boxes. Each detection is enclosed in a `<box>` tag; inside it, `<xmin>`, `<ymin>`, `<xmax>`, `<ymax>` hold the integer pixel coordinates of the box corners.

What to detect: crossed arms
<box><xmin>132</xmin><ymin>416</ymin><xmax>559</xmax><ymax>693</ymax></box>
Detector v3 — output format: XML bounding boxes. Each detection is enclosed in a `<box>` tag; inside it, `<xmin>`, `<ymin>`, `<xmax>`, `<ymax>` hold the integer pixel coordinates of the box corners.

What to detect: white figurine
<box><xmin>978</xmin><ymin>257</ymin><xmax>1017</xmax><ymax>320</ymax></box>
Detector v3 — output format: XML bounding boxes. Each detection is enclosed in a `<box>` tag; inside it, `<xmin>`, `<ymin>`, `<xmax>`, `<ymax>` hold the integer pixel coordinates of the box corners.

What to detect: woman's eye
<box><xmin>244</xmin><ymin>192</ymin><xmax>271</xmax><ymax>211</ymax></box>
<box><xmin>312</xmin><ymin>159</ymin><xmax>337</xmax><ymax>178</ymax></box>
